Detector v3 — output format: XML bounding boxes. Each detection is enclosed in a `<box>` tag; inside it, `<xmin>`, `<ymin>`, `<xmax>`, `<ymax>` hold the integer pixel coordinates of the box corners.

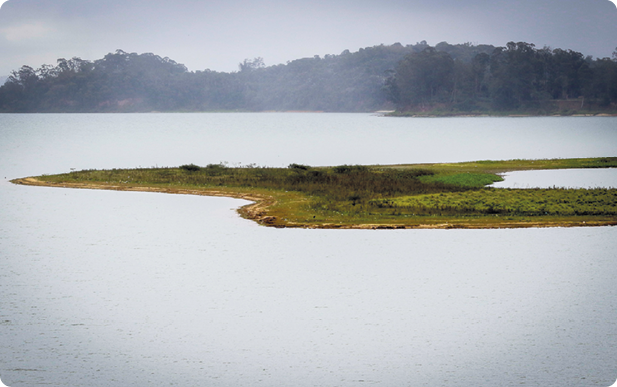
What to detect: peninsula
<box><xmin>12</xmin><ymin>158</ymin><xmax>617</xmax><ymax>229</ymax></box>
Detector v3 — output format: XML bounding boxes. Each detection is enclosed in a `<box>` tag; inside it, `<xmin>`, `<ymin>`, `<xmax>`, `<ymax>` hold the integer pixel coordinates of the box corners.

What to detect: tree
<box><xmin>1</xmin><ymin>66</ymin><xmax>44</xmax><ymax>111</ymax></box>
<box><xmin>239</xmin><ymin>57</ymin><xmax>265</xmax><ymax>72</ymax></box>
<box><xmin>547</xmin><ymin>49</ymin><xmax>589</xmax><ymax>99</ymax></box>
<box><xmin>470</xmin><ymin>52</ymin><xmax>490</xmax><ymax>98</ymax></box>
<box><xmin>488</xmin><ymin>42</ymin><xmax>540</xmax><ymax>109</ymax></box>
<box><xmin>394</xmin><ymin>48</ymin><xmax>454</xmax><ymax>109</ymax></box>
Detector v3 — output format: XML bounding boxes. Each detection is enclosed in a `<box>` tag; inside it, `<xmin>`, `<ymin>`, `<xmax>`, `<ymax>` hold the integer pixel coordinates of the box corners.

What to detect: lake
<box><xmin>1</xmin><ymin>113</ymin><xmax>616</xmax><ymax>387</ymax></box>
<box><xmin>493</xmin><ymin>168</ymin><xmax>617</xmax><ymax>189</ymax></box>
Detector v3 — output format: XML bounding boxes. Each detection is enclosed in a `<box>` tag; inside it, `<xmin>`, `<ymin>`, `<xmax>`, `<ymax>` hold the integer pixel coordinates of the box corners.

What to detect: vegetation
<box><xmin>375</xmin><ymin>189</ymin><xmax>617</xmax><ymax>217</ymax></box>
<box><xmin>0</xmin><ymin>44</ymin><xmax>428</xmax><ymax>112</ymax></box>
<box><xmin>1</xmin><ymin>41</ymin><xmax>615</xmax><ymax>114</ymax></box>
<box><xmin>387</xmin><ymin>42</ymin><xmax>617</xmax><ymax>115</ymax></box>
<box><xmin>382</xmin><ymin>157</ymin><xmax>617</xmax><ymax>173</ymax></box>
<box><xmin>13</xmin><ymin>157</ymin><xmax>617</xmax><ymax>229</ymax></box>
<box><xmin>418</xmin><ymin>173</ymin><xmax>504</xmax><ymax>188</ymax></box>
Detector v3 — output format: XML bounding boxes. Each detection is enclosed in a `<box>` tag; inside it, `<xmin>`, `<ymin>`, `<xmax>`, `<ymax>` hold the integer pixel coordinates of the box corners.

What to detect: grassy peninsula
<box><xmin>12</xmin><ymin>157</ymin><xmax>617</xmax><ymax>229</ymax></box>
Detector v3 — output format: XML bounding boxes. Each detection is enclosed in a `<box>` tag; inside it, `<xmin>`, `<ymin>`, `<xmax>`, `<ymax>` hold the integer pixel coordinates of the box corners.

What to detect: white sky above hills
<box><xmin>0</xmin><ymin>0</ymin><xmax>616</xmax><ymax>76</ymax></box>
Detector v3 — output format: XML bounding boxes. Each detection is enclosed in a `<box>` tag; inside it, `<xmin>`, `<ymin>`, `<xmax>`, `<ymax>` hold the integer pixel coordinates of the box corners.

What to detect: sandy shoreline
<box><xmin>11</xmin><ymin>177</ymin><xmax>617</xmax><ymax>230</ymax></box>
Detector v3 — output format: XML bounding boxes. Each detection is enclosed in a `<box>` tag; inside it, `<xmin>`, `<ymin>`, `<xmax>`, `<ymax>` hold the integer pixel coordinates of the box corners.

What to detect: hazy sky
<box><xmin>0</xmin><ymin>0</ymin><xmax>616</xmax><ymax>76</ymax></box>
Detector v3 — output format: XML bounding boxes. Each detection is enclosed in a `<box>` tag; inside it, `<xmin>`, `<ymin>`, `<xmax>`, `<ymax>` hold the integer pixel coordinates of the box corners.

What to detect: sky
<box><xmin>0</xmin><ymin>0</ymin><xmax>616</xmax><ymax>76</ymax></box>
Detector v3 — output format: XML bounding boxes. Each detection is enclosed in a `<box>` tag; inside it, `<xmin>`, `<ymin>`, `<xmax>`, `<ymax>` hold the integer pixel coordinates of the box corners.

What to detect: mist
<box><xmin>0</xmin><ymin>0</ymin><xmax>616</xmax><ymax>76</ymax></box>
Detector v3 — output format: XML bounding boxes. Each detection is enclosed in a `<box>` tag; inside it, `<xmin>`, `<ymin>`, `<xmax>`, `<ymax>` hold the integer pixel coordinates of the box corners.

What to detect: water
<box><xmin>493</xmin><ymin>168</ymin><xmax>617</xmax><ymax>189</ymax></box>
<box><xmin>1</xmin><ymin>113</ymin><xmax>616</xmax><ymax>178</ymax></box>
<box><xmin>1</xmin><ymin>114</ymin><xmax>616</xmax><ymax>387</ymax></box>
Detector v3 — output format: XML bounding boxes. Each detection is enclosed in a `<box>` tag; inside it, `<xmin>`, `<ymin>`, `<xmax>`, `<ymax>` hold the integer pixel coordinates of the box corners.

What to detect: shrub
<box><xmin>288</xmin><ymin>163</ymin><xmax>310</xmax><ymax>170</ymax></box>
<box><xmin>333</xmin><ymin>165</ymin><xmax>369</xmax><ymax>174</ymax></box>
<box><xmin>180</xmin><ymin>164</ymin><xmax>201</xmax><ymax>172</ymax></box>
<box><xmin>307</xmin><ymin>170</ymin><xmax>323</xmax><ymax>178</ymax></box>
<box><xmin>205</xmin><ymin>163</ymin><xmax>228</xmax><ymax>170</ymax></box>
<box><xmin>204</xmin><ymin>163</ymin><xmax>228</xmax><ymax>176</ymax></box>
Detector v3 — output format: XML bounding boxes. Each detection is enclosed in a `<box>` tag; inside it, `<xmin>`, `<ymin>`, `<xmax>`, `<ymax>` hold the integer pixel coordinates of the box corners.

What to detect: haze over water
<box><xmin>1</xmin><ymin>114</ymin><xmax>616</xmax><ymax>386</ymax></box>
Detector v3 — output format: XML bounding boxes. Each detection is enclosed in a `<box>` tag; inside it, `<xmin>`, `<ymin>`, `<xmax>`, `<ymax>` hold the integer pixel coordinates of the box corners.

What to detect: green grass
<box><xmin>19</xmin><ymin>157</ymin><xmax>617</xmax><ymax>228</ymax></box>
<box><xmin>383</xmin><ymin>157</ymin><xmax>617</xmax><ymax>174</ymax></box>
<box><xmin>39</xmin><ymin>163</ymin><xmax>465</xmax><ymax>202</ymax></box>
<box><xmin>418</xmin><ymin>172</ymin><xmax>504</xmax><ymax>188</ymax></box>
<box><xmin>374</xmin><ymin>188</ymin><xmax>617</xmax><ymax>216</ymax></box>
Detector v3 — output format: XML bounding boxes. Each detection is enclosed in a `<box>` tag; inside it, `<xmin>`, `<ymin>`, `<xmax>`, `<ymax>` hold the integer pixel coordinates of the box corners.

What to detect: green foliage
<box><xmin>332</xmin><ymin>165</ymin><xmax>369</xmax><ymax>174</ymax></box>
<box><xmin>0</xmin><ymin>50</ymin><xmax>242</xmax><ymax>112</ymax></box>
<box><xmin>378</xmin><ymin>188</ymin><xmax>617</xmax><ymax>216</ymax></box>
<box><xmin>418</xmin><ymin>157</ymin><xmax>617</xmax><ymax>173</ymax></box>
<box><xmin>288</xmin><ymin>163</ymin><xmax>310</xmax><ymax>170</ymax></box>
<box><xmin>0</xmin><ymin>41</ymin><xmax>491</xmax><ymax>113</ymax></box>
<box><xmin>419</xmin><ymin>172</ymin><xmax>504</xmax><ymax>187</ymax></box>
<box><xmin>389</xmin><ymin>41</ymin><xmax>617</xmax><ymax>114</ymax></box>
<box><xmin>43</xmin><ymin>164</ymin><xmax>460</xmax><ymax>212</ymax></box>
<box><xmin>179</xmin><ymin>164</ymin><xmax>201</xmax><ymax>172</ymax></box>
<box><xmin>204</xmin><ymin>163</ymin><xmax>228</xmax><ymax>175</ymax></box>
<box><xmin>2</xmin><ymin>41</ymin><xmax>613</xmax><ymax>114</ymax></box>
<box><xmin>394</xmin><ymin>48</ymin><xmax>454</xmax><ymax>107</ymax></box>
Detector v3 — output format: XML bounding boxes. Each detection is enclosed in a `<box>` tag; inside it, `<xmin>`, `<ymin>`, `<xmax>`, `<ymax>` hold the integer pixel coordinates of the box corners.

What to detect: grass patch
<box><xmin>418</xmin><ymin>172</ymin><xmax>504</xmax><ymax>188</ymax></box>
<box><xmin>37</xmin><ymin>164</ymin><xmax>462</xmax><ymax>202</ymax></box>
<box><xmin>375</xmin><ymin>188</ymin><xmax>617</xmax><ymax>216</ymax></box>
<box><xmin>383</xmin><ymin>157</ymin><xmax>617</xmax><ymax>174</ymax></box>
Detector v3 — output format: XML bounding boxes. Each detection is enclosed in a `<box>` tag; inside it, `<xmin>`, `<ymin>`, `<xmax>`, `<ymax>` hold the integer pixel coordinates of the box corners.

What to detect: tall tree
<box><xmin>394</xmin><ymin>48</ymin><xmax>454</xmax><ymax>109</ymax></box>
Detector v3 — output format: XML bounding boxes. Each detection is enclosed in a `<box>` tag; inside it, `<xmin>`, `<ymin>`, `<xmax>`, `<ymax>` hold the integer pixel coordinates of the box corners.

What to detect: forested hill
<box><xmin>1</xmin><ymin>41</ymin><xmax>616</xmax><ymax>114</ymax></box>
<box><xmin>0</xmin><ymin>41</ymin><xmax>457</xmax><ymax>112</ymax></box>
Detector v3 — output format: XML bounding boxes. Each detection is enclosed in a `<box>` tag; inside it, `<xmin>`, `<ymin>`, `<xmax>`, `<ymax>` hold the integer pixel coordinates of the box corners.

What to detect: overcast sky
<box><xmin>0</xmin><ymin>0</ymin><xmax>616</xmax><ymax>76</ymax></box>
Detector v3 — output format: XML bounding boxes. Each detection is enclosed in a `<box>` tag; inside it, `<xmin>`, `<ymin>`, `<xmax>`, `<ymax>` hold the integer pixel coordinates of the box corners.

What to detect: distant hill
<box><xmin>0</xmin><ymin>41</ymin><xmax>615</xmax><ymax>114</ymax></box>
<box><xmin>387</xmin><ymin>42</ymin><xmax>617</xmax><ymax>115</ymax></box>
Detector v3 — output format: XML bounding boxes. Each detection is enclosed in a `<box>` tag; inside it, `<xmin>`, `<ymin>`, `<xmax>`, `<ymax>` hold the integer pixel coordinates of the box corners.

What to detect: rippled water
<box><xmin>1</xmin><ymin>114</ymin><xmax>616</xmax><ymax>387</ymax></box>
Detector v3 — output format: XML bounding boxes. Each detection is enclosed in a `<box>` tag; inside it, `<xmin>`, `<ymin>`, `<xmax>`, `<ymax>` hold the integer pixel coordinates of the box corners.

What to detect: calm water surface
<box><xmin>493</xmin><ymin>168</ymin><xmax>617</xmax><ymax>189</ymax></box>
<box><xmin>1</xmin><ymin>114</ymin><xmax>616</xmax><ymax>387</ymax></box>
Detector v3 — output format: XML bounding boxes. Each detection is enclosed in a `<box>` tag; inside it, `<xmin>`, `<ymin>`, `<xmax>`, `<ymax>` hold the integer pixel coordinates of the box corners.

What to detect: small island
<box><xmin>12</xmin><ymin>157</ymin><xmax>617</xmax><ymax>229</ymax></box>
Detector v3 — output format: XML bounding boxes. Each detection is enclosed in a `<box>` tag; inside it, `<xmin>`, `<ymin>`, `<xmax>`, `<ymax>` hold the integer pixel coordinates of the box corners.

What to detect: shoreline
<box><xmin>12</xmin><ymin>177</ymin><xmax>617</xmax><ymax>230</ymax></box>
<box><xmin>385</xmin><ymin>112</ymin><xmax>617</xmax><ymax>118</ymax></box>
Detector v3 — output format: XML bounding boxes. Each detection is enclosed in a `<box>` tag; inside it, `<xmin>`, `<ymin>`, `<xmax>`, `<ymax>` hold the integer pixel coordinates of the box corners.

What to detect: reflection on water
<box><xmin>1</xmin><ymin>114</ymin><xmax>616</xmax><ymax>387</ymax></box>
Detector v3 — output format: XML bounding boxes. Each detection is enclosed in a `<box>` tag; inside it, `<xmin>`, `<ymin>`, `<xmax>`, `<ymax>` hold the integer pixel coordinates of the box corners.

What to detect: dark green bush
<box><xmin>307</xmin><ymin>170</ymin><xmax>323</xmax><ymax>178</ymax></box>
<box><xmin>288</xmin><ymin>163</ymin><xmax>310</xmax><ymax>170</ymax></box>
<box><xmin>333</xmin><ymin>165</ymin><xmax>369</xmax><ymax>174</ymax></box>
<box><xmin>180</xmin><ymin>164</ymin><xmax>201</xmax><ymax>172</ymax></box>
<box><xmin>206</xmin><ymin>163</ymin><xmax>228</xmax><ymax>169</ymax></box>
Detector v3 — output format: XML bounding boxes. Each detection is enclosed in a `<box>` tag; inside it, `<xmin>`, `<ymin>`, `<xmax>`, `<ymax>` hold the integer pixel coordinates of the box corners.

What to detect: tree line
<box><xmin>386</xmin><ymin>41</ymin><xmax>617</xmax><ymax>114</ymax></box>
<box><xmin>0</xmin><ymin>41</ymin><xmax>615</xmax><ymax>113</ymax></box>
